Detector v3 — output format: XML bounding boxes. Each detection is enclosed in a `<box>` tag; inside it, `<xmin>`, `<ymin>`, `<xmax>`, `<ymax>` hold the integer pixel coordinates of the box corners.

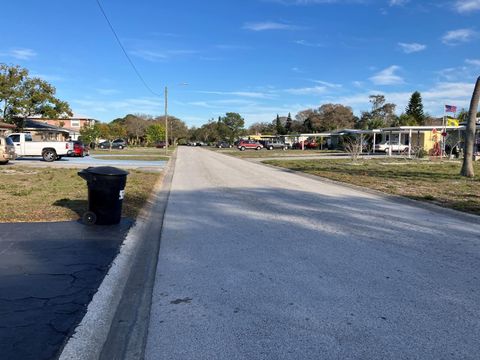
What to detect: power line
<box><xmin>95</xmin><ymin>0</ymin><xmax>162</xmax><ymax>97</ymax></box>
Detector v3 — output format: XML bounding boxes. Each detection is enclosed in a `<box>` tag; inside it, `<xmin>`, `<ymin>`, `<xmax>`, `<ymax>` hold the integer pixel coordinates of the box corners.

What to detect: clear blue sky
<box><xmin>1</xmin><ymin>0</ymin><xmax>479</xmax><ymax>126</ymax></box>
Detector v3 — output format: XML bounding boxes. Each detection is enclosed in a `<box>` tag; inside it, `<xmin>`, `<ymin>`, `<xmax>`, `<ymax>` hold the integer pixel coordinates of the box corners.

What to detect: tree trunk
<box><xmin>461</xmin><ymin>76</ymin><xmax>480</xmax><ymax>177</ymax></box>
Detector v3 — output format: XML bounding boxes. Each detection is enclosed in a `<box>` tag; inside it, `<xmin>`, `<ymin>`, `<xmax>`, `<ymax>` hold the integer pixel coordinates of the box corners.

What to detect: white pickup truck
<box><xmin>8</xmin><ymin>133</ymin><xmax>71</xmax><ymax>162</ymax></box>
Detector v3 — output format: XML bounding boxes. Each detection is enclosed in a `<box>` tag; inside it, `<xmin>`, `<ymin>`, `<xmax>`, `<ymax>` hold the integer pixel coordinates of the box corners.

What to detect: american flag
<box><xmin>445</xmin><ymin>104</ymin><xmax>457</xmax><ymax>113</ymax></box>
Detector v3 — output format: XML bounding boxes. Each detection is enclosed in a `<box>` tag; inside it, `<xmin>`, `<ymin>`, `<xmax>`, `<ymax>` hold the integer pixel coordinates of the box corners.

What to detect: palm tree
<box><xmin>461</xmin><ymin>76</ymin><xmax>480</xmax><ymax>177</ymax></box>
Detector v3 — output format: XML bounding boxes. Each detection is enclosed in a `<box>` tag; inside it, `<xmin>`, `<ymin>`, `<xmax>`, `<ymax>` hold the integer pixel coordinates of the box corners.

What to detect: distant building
<box><xmin>21</xmin><ymin>119</ymin><xmax>70</xmax><ymax>141</ymax></box>
<box><xmin>26</xmin><ymin>114</ymin><xmax>98</xmax><ymax>140</ymax></box>
<box><xmin>0</xmin><ymin>121</ymin><xmax>16</xmax><ymax>136</ymax></box>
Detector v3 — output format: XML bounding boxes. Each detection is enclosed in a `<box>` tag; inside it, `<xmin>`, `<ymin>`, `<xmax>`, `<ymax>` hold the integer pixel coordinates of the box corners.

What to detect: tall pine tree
<box><xmin>405</xmin><ymin>91</ymin><xmax>425</xmax><ymax>125</ymax></box>
<box><xmin>275</xmin><ymin>114</ymin><xmax>285</xmax><ymax>135</ymax></box>
<box><xmin>285</xmin><ymin>112</ymin><xmax>292</xmax><ymax>134</ymax></box>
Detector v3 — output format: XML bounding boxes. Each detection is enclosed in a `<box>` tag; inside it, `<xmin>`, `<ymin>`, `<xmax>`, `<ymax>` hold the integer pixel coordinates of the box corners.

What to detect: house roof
<box><xmin>27</xmin><ymin>114</ymin><xmax>98</xmax><ymax>121</ymax></box>
<box><xmin>0</xmin><ymin>121</ymin><xmax>16</xmax><ymax>129</ymax></box>
<box><xmin>23</xmin><ymin>119</ymin><xmax>70</xmax><ymax>134</ymax></box>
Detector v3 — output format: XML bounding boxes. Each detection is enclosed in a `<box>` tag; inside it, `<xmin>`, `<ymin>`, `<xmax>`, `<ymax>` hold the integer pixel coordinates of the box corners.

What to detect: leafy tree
<box><xmin>146</xmin><ymin>124</ymin><xmax>166</xmax><ymax>145</ymax></box>
<box><xmin>356</xmin><ymin>95</ymin><xmax>396</xmax><ymax>129</ymax></box>
<box><xmin>220</xmin><ymin>112</ymin><xmax>245</xmax><ymax>143</ymax></box>
<box><xmin>79</xmin><ymin>123</ymin><xmax>100</xmax><ymax>145</ymax></box>
<box><xmin>196</xmin><ymin>120</ymin><xmax>221</xmax><ymax>143</ymax></box>
<box><xmin>97</xmin><ymin>123</ymin><xmax>111</xmax><ymax>140</ymax></box>
<box><xmin>315</xmin><ymin>104</ymin><xmax>355</xmax><ymax>131</ymax></box>
<box><xmin>109</xmin><ymin>122</ymin><xmax>127</xmax><ymax>140</ymax></box>
<box><xmin>405</xmin><ymin>91</ymin><xmax>425</xmax><ymax>125</ymax></box>
<box><xmin>249</xmin><ymin>122</ymin><xmax>274</xmax><ymax>134</ymax></box>
<box><xmin>295</xmin><ymin>104</ymin><xmax>355</xmax><ymax>132</ymax></box>
<box><xmin>392</xmin><ymin>113</ymin><xmax>417</xmax><ymax>127</ymax></box>
<box><xmin>123</xmin><ymin>114</ymin><xmax>149</xmax><ymax>145</ymax></box>
<box><xmin>0</xmin><ymin>64</ymin><xmax>72</xmax><ymax>127</ymax></box>
<box><xmin>458</xmin><ymin>108</ymin><xmax>480</xmax><ymax>122</ymax></box>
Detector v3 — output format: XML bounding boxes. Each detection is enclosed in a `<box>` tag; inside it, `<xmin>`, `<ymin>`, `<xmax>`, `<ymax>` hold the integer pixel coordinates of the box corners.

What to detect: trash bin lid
<box><xmin>85</xmin><ymin>166</ymin><xmax>129</xmax><ymax>176</ymax></box>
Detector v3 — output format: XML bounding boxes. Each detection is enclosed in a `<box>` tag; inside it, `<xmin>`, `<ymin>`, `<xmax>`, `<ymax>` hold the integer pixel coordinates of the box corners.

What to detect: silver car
<box><xmin>0</xmin><ymin>136</ymin><xmax>16</xmax><ymax>164</ymax></box>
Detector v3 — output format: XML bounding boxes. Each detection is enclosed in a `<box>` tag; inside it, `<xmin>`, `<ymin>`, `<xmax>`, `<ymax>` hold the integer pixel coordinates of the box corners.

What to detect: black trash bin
<box><xmin>78</xmin><ymin>166</ymin><xmax>129</xmax><ymax>225</ymax></box>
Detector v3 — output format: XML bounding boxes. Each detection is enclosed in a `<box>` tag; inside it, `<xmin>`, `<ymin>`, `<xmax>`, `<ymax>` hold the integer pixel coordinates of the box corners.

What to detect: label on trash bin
<box><xmin>119</xmin><ymin>190</ymin><xmax>125</xmax><ymax>200</ymax></box>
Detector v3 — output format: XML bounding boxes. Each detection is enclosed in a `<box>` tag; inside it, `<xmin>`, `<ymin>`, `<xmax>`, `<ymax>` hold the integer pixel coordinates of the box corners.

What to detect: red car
<box><xmin>237</xmin><ymin>140</ymin><xmax>263</xmax><ymax>151</ymax></box>
<box><xmin>69</xmin><ymin>141</ymin><xmax>88</xmax><ymax>157</ymax></box>
<box><xmin>293</xmin><ymin>140</ymin><xmax>318</xmax><ymax>150</ymax></box>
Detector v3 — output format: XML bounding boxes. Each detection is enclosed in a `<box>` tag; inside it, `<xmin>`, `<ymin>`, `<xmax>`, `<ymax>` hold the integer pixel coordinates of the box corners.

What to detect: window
<box><xmin>9</xmin><ymin>134</ymin><xmax>20</xmax><ymax>142</ymax></box>
<box><xmin>71</xmin><ymin>120</ymin><xmax>80</xmax><ymax>127</ymax></box>
<box><xmin>25</xmin><ymin>133</ymin><xmax>33</xmax><ymax>142</ymax></box>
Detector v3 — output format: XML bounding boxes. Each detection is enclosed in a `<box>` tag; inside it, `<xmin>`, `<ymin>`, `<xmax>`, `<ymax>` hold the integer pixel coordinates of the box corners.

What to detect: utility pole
<box><xmin>165</xmin><ymin>86</ymin><xmax>168</xmax><ymax>155</ymax></box>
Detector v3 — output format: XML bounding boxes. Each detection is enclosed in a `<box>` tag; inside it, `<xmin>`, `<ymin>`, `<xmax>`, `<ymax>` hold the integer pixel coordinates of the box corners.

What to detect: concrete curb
<box><xmin>58</xmin><ymin>151</ymin><xmax>177</xmax><ymax>360</ymax></box>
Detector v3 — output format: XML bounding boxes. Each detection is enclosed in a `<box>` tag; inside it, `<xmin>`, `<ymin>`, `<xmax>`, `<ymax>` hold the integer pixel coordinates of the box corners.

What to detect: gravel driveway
<box><xmin>146</xmin><ymin>147</ymin><xmax>480</xmax><ymax>360</ymax></box>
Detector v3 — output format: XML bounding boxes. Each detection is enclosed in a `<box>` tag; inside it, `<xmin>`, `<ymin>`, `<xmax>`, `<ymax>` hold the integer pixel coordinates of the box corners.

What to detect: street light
<box><xmin>164</xmin><ymin>83</ymin><xmax>188</xmax><ymax>155</ymax></box>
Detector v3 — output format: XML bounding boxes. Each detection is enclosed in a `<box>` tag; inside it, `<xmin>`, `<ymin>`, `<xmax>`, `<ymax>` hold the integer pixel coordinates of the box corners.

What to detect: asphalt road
<box><xmin>145</xmin><ymin>147</ymin><xmax>480</xmax><ymax>360</ymax></box>
<box><xmin>0</xmin><ymin>220</ymin><xmax>132</xmax><ymax>360</ymax></box>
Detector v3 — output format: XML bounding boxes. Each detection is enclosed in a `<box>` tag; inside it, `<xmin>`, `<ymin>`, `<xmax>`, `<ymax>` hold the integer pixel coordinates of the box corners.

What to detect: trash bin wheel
<box><xmin>83</xmin><ymin>211</ymin><xmax>97</xmax><ymax>225</ymax></box>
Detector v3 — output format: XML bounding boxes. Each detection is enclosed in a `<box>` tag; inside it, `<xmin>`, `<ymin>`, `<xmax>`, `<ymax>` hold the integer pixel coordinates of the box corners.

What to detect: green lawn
<box><xmin>0</xmin><ymin>167</ymin><xmax>161</xmax><ymax>222</ymax></box>
<box><xmin>264</xmin><ymin>158</ymin><xmax>480</xmax><ymax>215</ymax></box>
<box><xmin>210</xmin><ymin>147</ymin><xmax>343</xmax><ymax>158</ymax></box>
<box><xmin>94</xmin><ymin>155</ymin><xmax>169</xmax><ymax>161</ymax></box>
<box><xmin>91</xmin><ymin>147</ymin><xmax>174</xmax><ymax>156</ymax></box>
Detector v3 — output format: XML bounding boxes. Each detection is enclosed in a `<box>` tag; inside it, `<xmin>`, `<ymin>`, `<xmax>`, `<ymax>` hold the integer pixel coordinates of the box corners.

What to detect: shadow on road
<box><xmin>0</xmin><ymin>219</ymin><xmax>133</xmax><ymax>360</ymax></box>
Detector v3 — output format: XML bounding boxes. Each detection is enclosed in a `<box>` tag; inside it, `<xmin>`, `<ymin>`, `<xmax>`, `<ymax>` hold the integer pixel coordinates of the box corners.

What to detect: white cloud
<box><xmin>284</xmin><ymin>86</ymin><xmax>328</xmax><ymax>95</ymax></box>
<box><xmin>266</xmin><ymin>0</ymin><xmax>367</xmax><ymax>4</ymax></box>
<box><xmin>198</xmin><ymin>90</ymin><xmax>274</xmax><ymax>99</ymax></box>
<box><xmin>466</xmin><ymin>58</ymin><xmax>480</xmax><ymax>66</ymax></box>
<box><xmin>389</xmin><ymin>0</ymin><xmax>409</xmax><ymax>6</ymax></box>
<box><xmin>130</xmin><ymin>49</ymin><xmax>197</xmax><ymax>62</ymax></box>
<box><xmin>455</xmin><ymin>0</ymin><xmax>480</xmax><ymax>13</ymax></box>
<box><xmin>369</xmin><ymin>65</ymin><xmax>404</xmax><ymax>85</ymax></box>
<box><xmin>96</xmin><ymin>88</ymin><xmax>121</xmax><ymax>95</ymax></box>
<box><xmin>321</xmin><ymin>82</ymin><xmax>473</xmax><ymax>117</ymax></box>
<box><xmin>243</xmin><ymin>21</ymin><xmax>298</xmax><ymax>31</ymax></box>
<box><xmin>73</xmin><ymin>97</ymin><xmax>163</xmax><ymax>117</ymax></box>
<box><xmin>294</xmin><ymin>40</ymin><xmax>324</xmax><ymax>47</ymax></box>
<box><xmin>311</xmin><ymin>80</ymin><xmax>342</xmax><ymax>88</ymax></box>
<box><xmin>398</xmin><ymin>42</ymin><xmax>426</xmax><ymax>53</ymax></box>
<box><xmin>0</xmin><ymin>48</ymin><xmax>37</xmax><ymax>60</ymax></box>
<box><xmin>442</xmin><ymin>28</ymin><xmax>478</xmax><ymax>45</ymax></box>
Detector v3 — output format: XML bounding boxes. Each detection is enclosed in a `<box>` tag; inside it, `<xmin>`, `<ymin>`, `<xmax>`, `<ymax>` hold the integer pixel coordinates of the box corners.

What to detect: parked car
<box><xmin>237</xmin><ymin>140</ymin><xmax>263</xmax><ymax>151</ymax></box>
<box><xmin>98</xmin><ymin>139</ymin><xmax>126</xmax><ymax>149</ymax></box>
<box><xmin>375</xmin><ymin>141</ymin><xmax>408</xmax><ymax>153</ymax></box>
<box><xmin>8</xmin><ymin>132</ymin><xmax>71</xmax><ymax>162</ymax></box>
<box><xmin>196</xmin><ymin>141</ymin><xmax>206</xmax><ymax>146</ymax></box>
<box><xmin>292</xmin><ymin>140</ymin><xmax>318</xmax><ymax>150</ymax></box>
<box><xmin>216</xmin><ymin>141</ymin><xmax>232</xmax><ymax>148</ymax></box>
<box><xmin>262</xmin><ymin>140</ymin><xmax>290</xmax><ymax>150</ymax></box>
<box><xmin>156</xmin><ymin>141</ymin><xmax>167</xmax><ymax>148</ymax></box>
<box><xmin>0</xmin><ymin>136</ymin><xmax>16</xmax><ymax>164</ymax></box>
<box><xmin>68</xmin><ymin>141</ymin><xmax>87</xmax><ymax>157</ymax></box>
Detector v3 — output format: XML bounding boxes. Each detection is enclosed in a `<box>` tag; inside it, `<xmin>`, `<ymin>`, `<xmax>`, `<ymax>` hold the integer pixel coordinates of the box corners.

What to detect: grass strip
<box><xmin>94</xmin><ymin>156</ymin><xmax>169</xmax><ymax>161</ymax></box>
<box><xmin>0</xmin><ymin>167</ymin><xmax>161</xmax><ymax>222</ymax></box>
